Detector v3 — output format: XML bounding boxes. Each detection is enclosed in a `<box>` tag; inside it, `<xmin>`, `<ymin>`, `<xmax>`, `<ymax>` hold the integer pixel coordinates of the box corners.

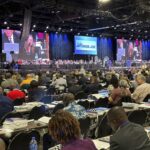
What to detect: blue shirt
<box><xmin>0</xmin><ymin>94</ymin><xmax>14</xmax><ymax>119</ymax></box>
<box><xmin>64</xmin><ymin>102</ymin><xmax>87</xmax><ymax>119</ymax></box>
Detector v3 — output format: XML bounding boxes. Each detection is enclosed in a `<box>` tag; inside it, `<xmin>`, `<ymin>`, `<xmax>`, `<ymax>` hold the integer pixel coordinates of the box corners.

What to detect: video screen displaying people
<box><xmin>117</xmin><ymin>39</ymin><xmax>142</xmax><ymax>61</ymax></box>
<box><xmin>22</xmin><ymin>32</ymin><xmax>49</xmax><ymax>61</ymax></box>
<box><xmin>2</xmin><ymin>29</ymin><xmax>21</xmax><ymax>62</ymax></box>
<box><xmin>2</xmin><ymin>29</ymin><xmax>49</xmax><ymax>62</ymax></box>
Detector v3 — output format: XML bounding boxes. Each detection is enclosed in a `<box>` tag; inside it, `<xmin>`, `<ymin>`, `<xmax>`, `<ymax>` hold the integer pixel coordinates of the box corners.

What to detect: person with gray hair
<box><xmin>119</xmin><ymin>79</ymin><xmax>131</xmax><ymax>97</ymax></box>
<box><xmin>132</xmin><ymin>74</ymin><xmax>150</xmax><ymax>103</ymax></box>
<box><xmin>107</xmin><ymin>107</ymin><xmax>150</xmax><ymax>150</ymax></box>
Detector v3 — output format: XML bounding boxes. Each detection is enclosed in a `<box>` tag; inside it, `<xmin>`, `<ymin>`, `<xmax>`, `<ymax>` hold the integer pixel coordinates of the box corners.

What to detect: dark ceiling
<box><xmin>0</xmin><ymin>0</ymin><xmax>150</xmax><ymax>39</ymax></box>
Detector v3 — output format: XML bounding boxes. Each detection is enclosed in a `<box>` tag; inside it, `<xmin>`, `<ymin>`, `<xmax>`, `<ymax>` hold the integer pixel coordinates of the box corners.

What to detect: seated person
<box><xmin>119</xmin><ymin>79</ymin><xmax>131</xmax><ymax>98</ymax></box>
<box><xmin>20</xmin><ymin>74</ymin><xmax>34</xmax><ymax>88</ymax></box>
<box><xmin>28</xmin><ymin>80</ymin><xmax>46</xmax><ymax>102</ymax></box>
<box><xmin>63</xmin><ymin>93</ymin><xmax>87</xmax><ymax>119</ymax></box>
<box><xmin>51</xmin><ymin>74</ymin><xmax>67</xmax><ymax>92</ymax></box>
<box><xmin>107</xmin><ymin>106</ymin><xmax>150</xmax><ymax>150</ymax></box>
<box><xmin>7</xmin><ymin>87</ymin><xmax>25</xmax><ymax>101</ymax></box>
<box><xmin>0</xmin><ymin>87</ymin><xmax>14</xmax><ymax>119</ymax></box>
<box><xmin>1</xmin><ymin>72</ymin><xmax>19</xmax><ymax>89</ymax></box>
<box><xmin>132</xmin><ymin>74</ymin><xmax>150</xmax><ymax>103</ymax></box>
<box><xmin>48</xmin><ymin>110</ymin><xmax>97</xmax><ymax>150</ymax></box>
<box><xmin>108</xmin><ymin>76</ymin><xmax>122</xmax><ymax>106</ymax></box>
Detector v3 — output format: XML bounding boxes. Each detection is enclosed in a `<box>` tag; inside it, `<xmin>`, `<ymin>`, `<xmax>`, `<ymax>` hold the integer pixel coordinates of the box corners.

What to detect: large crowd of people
<box><xmin>0</xmin><ymin>65</ymin><xmax>150</xmax><ymax>149</ymax></box>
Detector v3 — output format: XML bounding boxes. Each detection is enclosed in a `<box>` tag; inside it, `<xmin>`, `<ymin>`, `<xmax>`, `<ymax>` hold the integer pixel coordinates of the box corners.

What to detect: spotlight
<box><xmin>70</xmin><ymin>28</ymin><xmax>73</xmax><ymax>32</ymax></box>
<box><xmin>78</xmin><ymin>33</ymin><xmax>80</xmax><ymax>35</ymax></box>
<box><xmin>33</xmin><ymin>25</ymin><xmax>36</xmax><ymax>28</ymax></box>
<box><xmin>4</xmin><ymin>21</ymin><xmax>7</xmax><ymax>25</ymax></box>
<box><xmin>32</xmin><ymin>29</ymin><xmax>34</xmax><ymax>32</ymax></box>
<box><xmin>46</xmin><ymin>26</ymin><xmax>49</xmax><ymax>29</ymax></box>
<box><xmin>7</xmin><ymin>26</ymin><xmax>10</xmax><ymax>29</ymax></box>
<box><xmin>19</xmin><ymin>23</ymin><xmax>22</xmax><ymax>26</ymax></box>
<box><xmin>56</xmin><ymin>32</ymin><xmax>58</xmax><ymax>34</ymax></box>
<box><xmin>86</xmin><ymin>33</ymin><xmax>88</xmax><ymax>36</ymax></box>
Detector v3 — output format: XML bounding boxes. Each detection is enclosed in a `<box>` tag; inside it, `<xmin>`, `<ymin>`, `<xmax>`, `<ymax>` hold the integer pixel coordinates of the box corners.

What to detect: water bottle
<box><xmin>29</xmin><ymin>137</ymin><xmax>38</xmax><ymax>150</ymax></box>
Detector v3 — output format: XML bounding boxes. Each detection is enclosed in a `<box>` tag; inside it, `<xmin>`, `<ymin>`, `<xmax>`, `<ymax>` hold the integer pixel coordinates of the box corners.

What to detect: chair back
<box><xmin>13</xmin><ymin>98</ymin><xmax>25</xmax><ymax>106</ymax></box>
<box><xmin>78</xmin><ymin>117</ymin><xmax>91</xmax><ymax>138</ymax></box>
<box><xmin>95</xmin><ymin>98</ymin><xmax>109</xmax><ymax>108</ymax></box>
<box><xmin>95</xmin><ymin>113</ymin><xmax>112</xmax><ymax>138</ymax></box>
<box><xmin>128</xmin><ymin>110</ymin><xmax>147</xmax><ymax>126</ymax></box>
<box><xmin>77</xmin><ymin>100</ymin><xmax>89</xmax><ymax>110</ymax></box>
<box><xmin>7</xmin><ymin>130</ymin><xmax>40</xmax><ymax>150</ymax></box>
<box><xmin>143</xmin><ymin>94</ymin><xmax>150</xmax><ymax>102</ymax></box>
<box><xmin>121</xmin><ymin>96</ymin><xmax>132</xmax><ymax>103</ymax></box>
<box><xmin>28</xmin><ymin>105</ymin><xmax>46</xmax><ymax>120</ymax></box>
<box><xmin>75</xmin><ymin>91</ymin><xmax>87</xmax><ymax>100</ymax></box>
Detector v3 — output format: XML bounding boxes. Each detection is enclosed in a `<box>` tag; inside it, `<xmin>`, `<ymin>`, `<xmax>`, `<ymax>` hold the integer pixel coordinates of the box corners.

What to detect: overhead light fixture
<box><xmin>19</xmin><ymin>23</ymin><xmax>22</xmax><ymax>26</ymax></box>
<box><xmin>7</xmin><ymin>26</ymin><xmax>10</xmax><ymax>29</ymax></box>
<box><xmin>4</xmin><ymin>21</ymin><xmax>7</xmax><ymax>25</ymax></box>
<box><xmin>33</xmin><ymin>25</ymin><xmax>36</xmax><ymax>28</ymax></box>
<box><xmin>78</xmin><ymin>33</ymin><xmax>80</xmax><ymax>35</ymax></box>
<box><xmin>70</xmin><ymin>28</ymin><xmax>73</xmax><ymax>32</ymax></box>
<box><xmin>32</xmin><ymin>29</ymin><xmax>34</xmax><ymax>32</ymax></box>
<box><xmin>99</xmin><ymin>0</ymin><xmax>110</xmax><ymax>3</ymax></box>
<box><xmin>46</xmin><ymin>26</ymin><xmax>49</xmax><ymax>29</ymax></box>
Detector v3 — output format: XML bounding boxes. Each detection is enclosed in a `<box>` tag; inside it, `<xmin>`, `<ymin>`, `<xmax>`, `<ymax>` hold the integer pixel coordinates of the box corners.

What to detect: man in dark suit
<box><xmin>3</xmin><ymin>29</ymin><xmax>20</xmax><ymax>44</ymax></box>
<box><xmin>107</xmin><ymin>107</ymin><xmax>150</xmax><ymax>150</ymax></box>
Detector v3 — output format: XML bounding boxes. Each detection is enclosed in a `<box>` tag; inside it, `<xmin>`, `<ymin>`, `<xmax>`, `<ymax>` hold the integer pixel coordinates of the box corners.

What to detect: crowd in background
<box><xmin>1</xmin><ymin>65</ymin><xmax>150</xmax><ymax>149</ymax></box>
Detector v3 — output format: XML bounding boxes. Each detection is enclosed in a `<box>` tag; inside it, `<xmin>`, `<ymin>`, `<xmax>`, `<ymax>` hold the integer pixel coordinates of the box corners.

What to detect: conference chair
<box><xmin>121</xmin><ymin>96</ymin><xmax>133</xmax><ymax>103</ymax></box>
<box><xmin>94</xmin><ymin>98</ymin><xmax>109</xmax><ymax>108</ymax></box>
<box><xmin>28</xmin><ymin>105</ymin><xmax>46</xmax><ymax>120</ymax></box>
<box><xmin>128</xmin><ymin>109</ymin><xmax>148</xmax><ymax>126</ymax></box>
<box><xmin>78</xmin><ymin>117</ymin><xmax>91</xmax><ymax>138</ymax></box>
<box><xmin>0</xmin><ymin>112</ymin><xmax>23</xmax><ymax>126</ymax></box>
<box><xmin>77</xmin><ymin>100</ymin><xmax>90</xmax><ymax>110</ymax></box>
<box><xmin>143</xmin><ymin>94</ymin><xmax>150</xmax><ymax>102</ymax></box>
<box><xmin>7</xmin><ymin>130</ymin><xmax>40</xmax><ymax>150</ymax></box>
<box><xmin>95</xmin><ymin>113</ymin><xmax>112</xmax><ymax>138</ymax></box>
<box><xmin>13</xmin><ymin>98</ymin><xmax>25</xmax><ymax>106</ymax></box>
<box><xmin>75</xmin><ymin>91</ymin><xmax>87</xmax><ymax>100</ymax></box>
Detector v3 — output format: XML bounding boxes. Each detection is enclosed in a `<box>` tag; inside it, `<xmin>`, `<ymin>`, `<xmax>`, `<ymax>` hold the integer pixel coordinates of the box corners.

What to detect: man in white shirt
<box><xmin>52</xmin><ymin>74</ymin><xmax>67</xmax><ymax>92</ymax></box>
<box><xmin>132</xmin><ymin>74</ymin><xmax>150</xmax><ymax>103</ymax></box>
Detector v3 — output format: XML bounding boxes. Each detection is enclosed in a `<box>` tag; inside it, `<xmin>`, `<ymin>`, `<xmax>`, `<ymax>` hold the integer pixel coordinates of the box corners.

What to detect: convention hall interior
<box><xmin>0</xmin><ymin>0</ymin><xmax>150</xmax><ymax>150</ymax></box>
